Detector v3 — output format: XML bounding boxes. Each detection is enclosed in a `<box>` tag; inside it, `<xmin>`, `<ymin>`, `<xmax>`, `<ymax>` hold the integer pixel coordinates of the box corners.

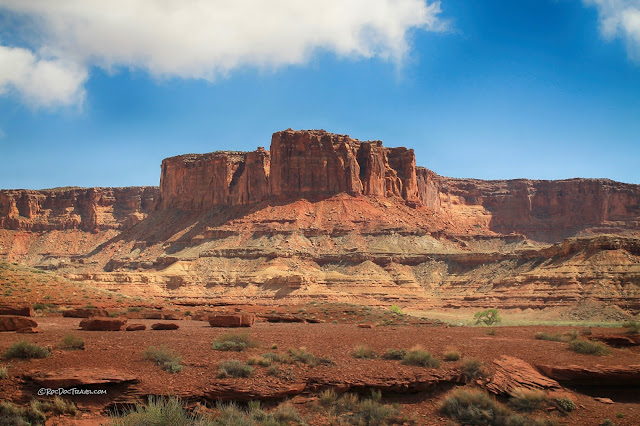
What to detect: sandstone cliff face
<box><xmin>434</xmin><ymin>177</ymin><xmax>640</xmax><ymax>241</ymax></box>
<box><xmin>158</xmin><ymin>129</ymin><xmax>422</xmax><ymax>209</ymax></box>
<box><xmin>0</xmin><ymin>187</ymin><xmax>157</xmax><ymax>231</ymax></box>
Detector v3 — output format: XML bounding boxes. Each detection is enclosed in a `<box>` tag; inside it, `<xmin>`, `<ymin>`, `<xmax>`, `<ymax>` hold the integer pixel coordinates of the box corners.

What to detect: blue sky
<box><xmin>0</xmin><ymin>0</ymin><xmax>639</xmax><ymax>189</ymax></box>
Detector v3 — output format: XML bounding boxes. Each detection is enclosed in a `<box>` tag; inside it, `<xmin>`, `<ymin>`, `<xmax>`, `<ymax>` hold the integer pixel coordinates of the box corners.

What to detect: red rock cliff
<box><xmin>421</xmin><ymin>174</ymin><xmax>640</xmax><ymax>241</ymax></box>
<box><xmin>158</xmin><ymin>129</ymin><xmax>421</xmax><ymax>209</ymax></box>
<box><xmin>0</xmin><ymin>187</ymin><xmax>157</xmax><ymax>232</ymax></box>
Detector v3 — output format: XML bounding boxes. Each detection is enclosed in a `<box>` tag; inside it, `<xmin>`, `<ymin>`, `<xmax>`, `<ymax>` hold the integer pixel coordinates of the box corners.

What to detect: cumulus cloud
<box><xmin>0</xmin><ymin>45</ymin><xmax>87</xmax><ymax>108</ymax></box>
<box><xmin>0</xmin><ymin>0</ymin><xmax>445</xmax><ymax>107</ymax></box>
<box><xmin>584</xmin><ymin>0</ymin><xmax>640</xmax><ymax>61</ymax></box>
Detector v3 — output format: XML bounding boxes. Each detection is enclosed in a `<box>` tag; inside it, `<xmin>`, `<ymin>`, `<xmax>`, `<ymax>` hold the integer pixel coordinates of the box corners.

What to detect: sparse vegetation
<box><xmin>212</xmin><ymin>331</ymin><xmax>257</xmax><ymax>352</ymax></box>
<box><xmin>318</xmin><ymin>389</ymin><xmax>399</xmax><ymax>425</ymax></box>
<box><xmin>0</xmin><ymin>366</ymin><xmax>7</xmax><ymax>379</ymax></box>
<box><xmin>534</xmin><ymin>330</ymin><xmax>578</xmax><ymax>342</ymax></box>
<box><xmin>509</xmin><ymin>388</ymin><xmax>547</xmax><ymax>412</ymax></box>
<box><xmin>568</xmin><ymin>339</ymin><xmax>610</xmax><ymax>356</ymax></box>
<box><xmin>474</xmin><ymin>308</ymin><xmax>501</xmax><ymax>326</ymax></box>
<box><xmin>441</xmin><ymin>388</ymin><xmax>555</xmax><ymax>426</ymax></box>
<box><xmin>32</xmin><ymin>396</ymin><xmax>78</xmax><ymax>416</ymax></box>
<box><xmin>401</xmin><ymin>347</ymin><xmax>440</xmax><ymax>368</ymax></box>
<box><xmin>143</xmin><ymin>346</ymin><xmax>183</xmax><ymax>373</ymax></box>
<box><xmin>59</xmin><ymin>334</ymin><xmax>85</xmax><ymax>350</ymax></box>
<box><xmin>3</xmin><ymin>340</ymin><xmax>50</xmax><ymax>359</ymax></box>
<box><xmin>461</xmin><ymin>358</ymin><xmax>484</xmax><ymax>380</ymax></box>
<box><xmin>443</xmin><ymin>348</ymin><xmax>461</xmax><ymax>361</ymax></box>
<box><xmin>352</xmin><ymin>344</ymin><xmax>377</xmax><ymax>359</ymax></box>
<box><xmin>553</xmin><ymin>396</ymin><xmax>577</xmax><ymax>413</ymax></box>
<box><xmin>287</xmin><ymin>347</ymin><xmax>333</xmax><ymax>367</ymax></box>
<box><xmin>382</xmin><ymin>348</ymin><xmax>407</xmax><ymax>360</ymax></box>
<box><xmin>441</xmin><ymin>388</ymin><xmax>509</xmax><ymax>425</ymax></box>
<box><xmin>111</xmin><ymin>396</ymin><xmax>207</xmax><ymax>425</ymax></box>
<box><xmin>217</xmin><ymin>360</ymin><xmax>253</xmax><ymax>378</ymax></box>
<box><xmin>389</xmin><ymin>305</ymin><xmax>402</xmax><ymax>315</ymax></box>
<box><xmin>0</xmin><ymin>400</ymin><xmax>46</xmax><ymax>426</ymax></box>
<box><xmin>486</xmin><ymin>328</ymin><xmax>497</xmax><ymax>336</ymax></box>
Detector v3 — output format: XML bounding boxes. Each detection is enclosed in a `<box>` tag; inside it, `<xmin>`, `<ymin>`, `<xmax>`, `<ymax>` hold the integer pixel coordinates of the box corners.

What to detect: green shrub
<box><xmin>319</xmin><ymin>389</ymin><xmax>338</xmax><ymax>407</ymax></box>
<box><xmin>622</xmin><ymin>320</ymin><xmax>640</xmax><ymax>334</ymax></box>
<box><xmin>474</xmin><ymin>309</ymin><xmax>501</xmax><ymax>326</ymax></box>
<box><xmin>401</xmin><ymin>347</ymin><xmax>440</xmax><ymax>368</ymax></box>
<box><xmin>288</xmin><ymin>348</ymin><xmax>333</xmax><ymax>367</ymax></box>
<box><xmin>111</xmin><ymin>396</ymin><xmax>204</xmax><ymax>425</ymax></box>
<box><xmin>352</xmin><ymin>344</ymin><xmax>377</xmax><ymax>359</ymax></box>
<box><xmin>509</xmin><ymin>388</ymin><xmax>547</xmax><ymax>412</ymax></box>
<box><xmin>59</xmin><ymin>334</ymin><xmax>85</xmax><ymax>350</ymax></box>
<box><xmin>0</xmin><ymin>366</ymin><xmax>7</xmax><ymax>379</ymax></box>
<box><xmin>568</xmin><ymin>339</ymin><xmax>610</xmax><ymax>356</ymax></box>
<box><xmin>580</xmin><ymin>327</ymin><xmax>593</xmax><ymax>336</ymax></box>
<box><xmin>381</xmin><ymin>348</ymin><xmax>407</xmax><ymax>360</ymax></box>
<box><xmin>534</xmin><ymin>330</ymin><xmax>578</xmax><ymax>342</ymax></box>
<box><xmin>247</xmin><ymin>356</ymin><xmax>272</xmax><ymax>367</ymax></box>
<box><xmin>0</xmin><ymin>400</ymin><xmax>47</xmax><ymax>426</ymax></box>
<box><xmin>389</xmin><ymin>305</ymin><xmax>402</xmax><ymax>314</ymax></box>
<box><xmin>441</xmin><ymin>388</ymin><xmax>510</xmax><ymax>425</ymax></box>
<box><xmin>32</xmin><ymin>396</ymin><xmax>78</xmax><ymax>416</ymax></box>
<box><xmin>143</xmin><ymin>346</ymin><xmax>183</xmax><ymax>373</ymax></box>
<box><xmin>217</xmin><ymin>360</ymin><xmax>253</xmax><ymax>378</ymax></box>
<box><xmin>461</xmin><ymin>358</ymin><xmax>484</xmax><ymax>380</ymax></box>
<box><xmin>4</xmin><ymin>340</ymin><xmax>50</xmax><ymax>359</ymax></box>
<box><xmin>212</xmin><ymin>332</ymin><xmax>256</xmax><ymax>352</ymax></box>
<box><xmin>443</xmin><ymin>348</ymin><xmax>461</xmax><ymax>361</ymax></box>
<box><xmin>553</xmin><ymin>397</ymin><xmax>576</xmax><ymax>413</ymax></box>
<box><xmin>600</xmin><ymin>419</ymin><xmax>617</xmax><ymax>426</ymax></box>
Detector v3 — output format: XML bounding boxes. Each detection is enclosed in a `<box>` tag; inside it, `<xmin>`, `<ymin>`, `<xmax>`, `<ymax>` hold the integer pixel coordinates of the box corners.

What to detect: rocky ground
<box><xmin>1</xmin><ymin>306</ymin><xmax>640</xmax><ymax>425</ymax></box>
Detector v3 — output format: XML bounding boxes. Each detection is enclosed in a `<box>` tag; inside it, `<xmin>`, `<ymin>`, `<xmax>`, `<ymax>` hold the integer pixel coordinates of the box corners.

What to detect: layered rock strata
<box><xmin>0</xmin><ymin>187</ymin><xmax>157</xmax><ymax>232</ymax></box>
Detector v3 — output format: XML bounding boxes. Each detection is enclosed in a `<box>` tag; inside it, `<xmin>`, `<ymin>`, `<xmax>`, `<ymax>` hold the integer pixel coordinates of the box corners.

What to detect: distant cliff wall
<box><xmin>0</xmin><ymin>187</ymin><xmax>158</xmax><ymax>231</ymax></box>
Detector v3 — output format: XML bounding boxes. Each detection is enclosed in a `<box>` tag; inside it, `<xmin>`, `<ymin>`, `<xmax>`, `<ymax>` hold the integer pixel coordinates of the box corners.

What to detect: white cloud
<box><xmin>584</xmin><ymin>0</ymin><xmax>640</xmax><ymax>61</ymax></box>
<box><xmin>0</xmin><ymin>45</ymin><xmax>87</xmax><ymax>108</ymax></box>
<box><xmin>0</xmin><ymin>0</ymin><xmax>445</xmax><ymax>107</ymax></box>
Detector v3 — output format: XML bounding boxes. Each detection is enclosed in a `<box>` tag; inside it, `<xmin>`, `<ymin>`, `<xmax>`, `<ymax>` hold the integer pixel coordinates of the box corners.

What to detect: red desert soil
<box><xmin>1</xmin><ymin>316</ymin><xmax>639</xmax><ymax>425</ymax></box>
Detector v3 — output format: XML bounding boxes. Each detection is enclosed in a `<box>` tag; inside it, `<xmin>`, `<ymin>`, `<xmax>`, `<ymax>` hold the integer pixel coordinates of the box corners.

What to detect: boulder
<box><xmin>259</xmin><ymin>314</ymin><xmax>305</xmax><ymax>323</ymax></box>
<box><xmin>208</xmin><ymin>314</ymin><xmax>255</xmax><ymax>327</ymax></box>
<box><xmin>0</xmin><ymin>306</ymin><xmax>34</xmax><ymax>317</ymax></box>
<box><xmin>151</xmin><ymin>322</ymin><xmax>179</xmax><ymax>330</ymax></box>
<box><xmin>486</xmin><ymin>356</ymin><xmax>561</xmax><ymax>396</ymax></box>
<box><xmin>125</xmin><ymin>323</ymin><xmax>146</xmax><ymax>331</ymax></box>
<box><xmin>0</xmin><ymin>315</ymin><xmax>38</xmax><ymax>332</ymax></box>
<box><xmin>25</xmin><ymin>368</ymin><xmax>138</xmax><ymax>388</ymax></box>
<box><xmin>143</xmin><ymin>312</ymin><xmax>163</xmax><ymax>319</ymax></box>
<box><xmin>79</xmin><ymin>317</ymin><xmax>126</xmax><ymax>331</ymax></box>
<box><xmin>537</xmin><ymin>364</ymin><xmax>640</xmax><ymax>386</ymax></box>
<box><xmin>63</xmin><ymin>308</ymin><xmax>109</xmax><ymax>318</ymax></box>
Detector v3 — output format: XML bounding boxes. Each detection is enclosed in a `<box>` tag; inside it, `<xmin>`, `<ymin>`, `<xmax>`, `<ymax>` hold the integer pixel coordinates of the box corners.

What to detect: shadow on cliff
<box><xmin>84</xmin><ymin>197</ymin><xmax>334</xmax><ymax>260</ymax></box>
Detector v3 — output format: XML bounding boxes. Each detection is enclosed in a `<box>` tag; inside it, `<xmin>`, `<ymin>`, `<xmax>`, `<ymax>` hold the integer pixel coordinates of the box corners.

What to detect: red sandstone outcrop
<box><xmin>79</xmin><ymin>317</ymin><xmax>126</xmax><ymax>331</ymax></box>
<box><xmin>432</xmin><ymin>176</ymin><xmax>640</xmax><ymax>241</ymax></box>
<box><xmin>125</xmin><ymin>323</ymin><xmax>146</xmax><ymax>331</ymax></box>
<box><xmin>63</xmin><ymin>308</ymin><xmax>110</xmax><ymax>318</ymax></box>
<box><xmin>0</xmin><ymin>186</ymin><xmax>157</xmax><ymax>232</ymax></box>
<box><xmin>486</xmin><ymin>356</ymin><xmax>561</xmax><ymax>396</ymax></box>
<box><xmin>0</xmin><ymin>315</ymin><xmax>38</xmax><ymax>331</ymax></box>
<box><xmin>208</xmin><ymin>314</ymin><xmax>255</xmax><ymax>327</ymax></box>
<box><xmin>537</xmin><ymin>364</ymin><xmax>640</xmax><ymax>386</ymax></box>
<box><xmin>25</xmin><ymin>368</ymin><xmax>139</xmax><ymax>388</ymax></box>
<box><xmin>0</xmin><ymin>306</ymin><xmax>34</xmax><ymax>316</ymax></box>
<box><xmin>151</xmin><ymin>322</ymin><xmax>179</xmax><ymax>330</ymax></box>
